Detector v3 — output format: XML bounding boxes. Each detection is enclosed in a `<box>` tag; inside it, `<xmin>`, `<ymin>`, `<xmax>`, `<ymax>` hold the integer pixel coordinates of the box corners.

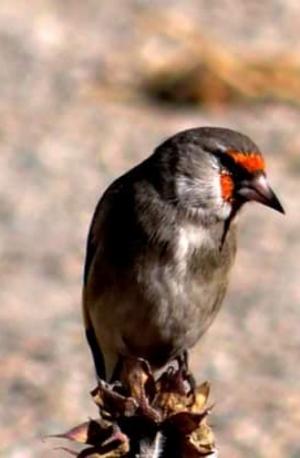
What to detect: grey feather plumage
<box><xmin>83</xmin><ymin>127</ymin><xmax>241</xmax><ymax>380</ymax></box>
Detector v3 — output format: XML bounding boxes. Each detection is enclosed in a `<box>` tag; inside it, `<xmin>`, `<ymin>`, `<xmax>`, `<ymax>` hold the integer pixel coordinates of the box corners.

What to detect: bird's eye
<box><xmin>206</xmin><ymin>146</ymin><xmax>256</xmax><ymax>181</ymax></box>
<box><xmin>209</xmin><ymin>149</ymin><xmax>239</xmax><ymax>174</ymax></box>
<box><xmin>216</xmin><ymin>152</ymin><xmax>236</xmax><ymax>171</ymax></box>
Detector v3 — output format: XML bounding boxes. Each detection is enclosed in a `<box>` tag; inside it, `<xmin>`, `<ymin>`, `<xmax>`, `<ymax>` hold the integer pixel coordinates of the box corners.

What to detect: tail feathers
<box><xmin>85</xmin><ymin>327</ymin><xmax>106</xmax><ymax>380</ymax></box>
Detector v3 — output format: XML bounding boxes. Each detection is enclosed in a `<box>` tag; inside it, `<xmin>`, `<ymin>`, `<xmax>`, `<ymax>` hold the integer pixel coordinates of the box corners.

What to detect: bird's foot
<box><xmin>93</xmin><ymin>359</ymin><xmax>161</xmax><ymax>422</ymax></box>
<box><xmin>98</xmin><ymin>379</ymin><xmax>123</xmax><ymax>392</ymax></box>
<box><xmin>175</xmin><ymin>351</ymin><xmax>196</xmax><ymax>396</ymax></box>
<box><xmin>92</xmin><ymin>380</ymin><xmax>138</xmax><ymax>419</ymax></box>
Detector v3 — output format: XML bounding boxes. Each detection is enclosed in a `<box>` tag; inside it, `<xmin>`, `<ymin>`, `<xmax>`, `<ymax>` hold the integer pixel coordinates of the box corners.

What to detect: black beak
<box><xmin>237</xmin><ymin>174</ymin><xmax>285</xmax><ymax>214</ymax></box>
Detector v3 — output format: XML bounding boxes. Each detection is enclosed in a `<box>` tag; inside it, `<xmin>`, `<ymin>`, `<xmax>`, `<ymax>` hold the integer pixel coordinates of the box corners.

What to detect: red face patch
<box><xmin>220</xmin><ymin>171</ymin><xmax>234</xmax><ymax>201</ymax></box>
<box><xmin>228</xmin><ymin>150</ymin><xmax>265</xmax><ymax>173</ymax></box>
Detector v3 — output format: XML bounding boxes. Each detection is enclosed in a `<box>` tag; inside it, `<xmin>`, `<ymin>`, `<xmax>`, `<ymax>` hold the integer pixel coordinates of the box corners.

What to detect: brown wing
<box><xmin>82</xmin><ymin>198</ymin><xmax>107</xmax><ymax>379</ymax></box>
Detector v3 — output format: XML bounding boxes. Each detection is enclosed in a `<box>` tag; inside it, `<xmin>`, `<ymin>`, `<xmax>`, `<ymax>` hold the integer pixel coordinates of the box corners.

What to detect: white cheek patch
<box><xmin>175</xmin><ymin>153</ymin><xmax>233</xmax><ymax>224</ymax></box>
<box><xmin>212</xmin><ymin>169</ymin><xmax>224</xmax><ymax>206</ymax></box>
<box><xmin>202</xmin><ymin>169</ymin><xmax>233</xmax><ymax>221</ymax></box>
<box><xmin>176</xmin><ymin>172</ymin><xmax>223</xmax><ymax>207</ymax></box>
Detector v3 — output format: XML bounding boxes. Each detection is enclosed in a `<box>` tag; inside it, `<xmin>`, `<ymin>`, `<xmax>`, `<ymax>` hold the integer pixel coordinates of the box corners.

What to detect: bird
<box><xmin>82</xmin><ymin>126</ymin><xmax>284</xmax><ymax>382</ymax></box>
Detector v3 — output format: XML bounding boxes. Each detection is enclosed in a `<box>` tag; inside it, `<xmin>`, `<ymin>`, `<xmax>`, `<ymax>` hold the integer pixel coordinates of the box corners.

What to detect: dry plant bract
<box><xmin>50</xmin><ymin>358</ymin><xmax>216</xmax><ymax>457</ymax></box>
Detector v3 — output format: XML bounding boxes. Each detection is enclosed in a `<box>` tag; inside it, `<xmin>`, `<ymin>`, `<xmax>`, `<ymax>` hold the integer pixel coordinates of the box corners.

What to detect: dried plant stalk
<box><xmin>137</xmin><ymin>12</ymin><xmax>300</xmax><ymax>106</ymax></box>
<box><xmin>51</xmin><ymin>358</ymin><xmax>217</xmax><ymax>457</ymax></box>
<box><xmin>88</xmin><ymin>11</ymin><xmax>300</xmax><ymax>107</ymax></box>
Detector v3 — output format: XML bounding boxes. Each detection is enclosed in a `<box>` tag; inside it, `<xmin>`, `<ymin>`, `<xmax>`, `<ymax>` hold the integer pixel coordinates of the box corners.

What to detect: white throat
<box><xmin>176</xmin><ymin>221</ymin><xmax>213</xmax><ymax>273</ymax></box>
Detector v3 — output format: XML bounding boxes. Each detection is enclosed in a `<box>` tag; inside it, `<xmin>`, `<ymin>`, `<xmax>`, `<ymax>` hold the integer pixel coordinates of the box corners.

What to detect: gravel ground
<box><xmin>0</xmin><ymin>2</ymin><xmax>300</xmax><ymax>457</ymax></box>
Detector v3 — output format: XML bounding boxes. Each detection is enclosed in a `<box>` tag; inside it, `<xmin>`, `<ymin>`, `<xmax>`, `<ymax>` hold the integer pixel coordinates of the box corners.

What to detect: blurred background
<box><xmin>0</xmin><ymin>1</ymin><xmax>299</xmax><ymax>457</ymax></box>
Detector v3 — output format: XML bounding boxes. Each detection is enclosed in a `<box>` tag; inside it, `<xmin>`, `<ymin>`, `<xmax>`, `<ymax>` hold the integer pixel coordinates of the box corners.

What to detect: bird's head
<box><xmin>153</xmin><ymin>127</ymin><xmax>284</xmax><ymax>235</ymax></box>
